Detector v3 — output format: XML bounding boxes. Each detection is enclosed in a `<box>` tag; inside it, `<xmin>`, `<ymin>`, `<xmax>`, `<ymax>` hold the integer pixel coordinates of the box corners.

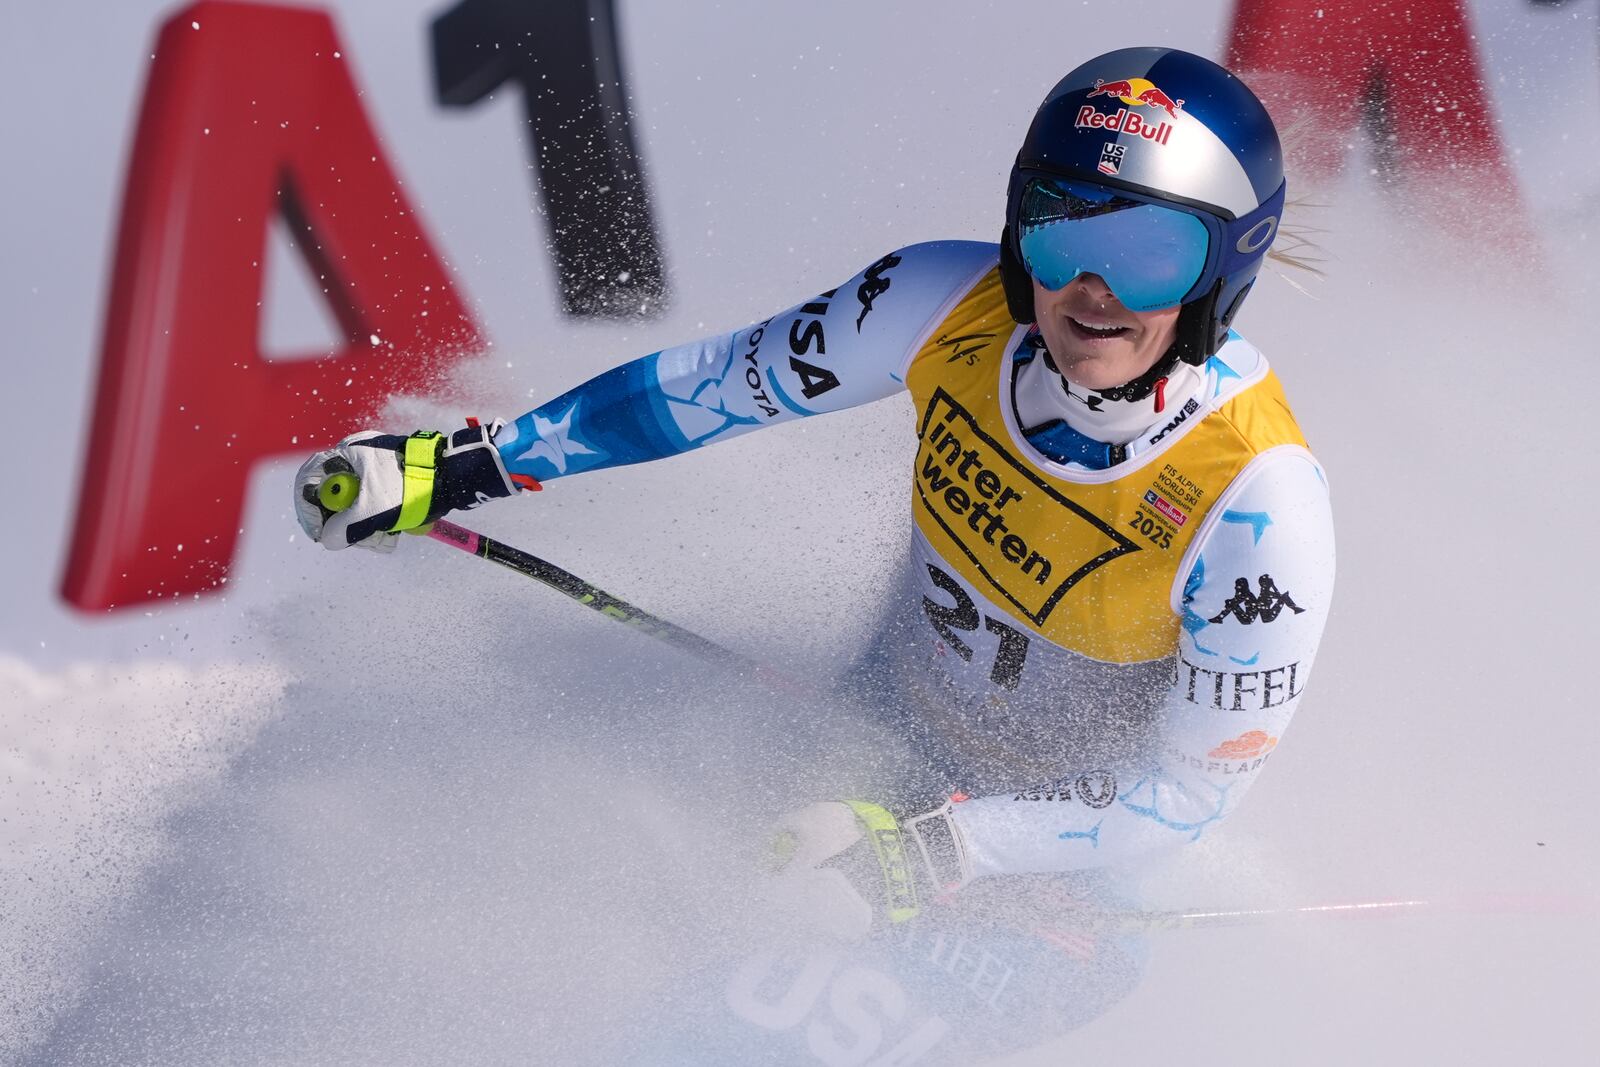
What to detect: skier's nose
<box><xmin>1071</xmin><ymin>272</ymin><xmax>1120</xmax><ymax>304</ymax></box>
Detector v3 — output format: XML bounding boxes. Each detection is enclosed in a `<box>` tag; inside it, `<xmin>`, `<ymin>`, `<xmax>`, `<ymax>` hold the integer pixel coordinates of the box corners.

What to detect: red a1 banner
<box><xmin>65</xmin><ymin>0</ymin><xmax>1537</xmax><ymax>614</ymax></box>
<box><xmin>63</xmin><ymin>0</ymin><xmax>483</xmax><ymax>612</ymax></box>
<box><xmin>1227</xmin><ymin>0</ymin><xmax>1535</xmax><ymax>244</ymax></box>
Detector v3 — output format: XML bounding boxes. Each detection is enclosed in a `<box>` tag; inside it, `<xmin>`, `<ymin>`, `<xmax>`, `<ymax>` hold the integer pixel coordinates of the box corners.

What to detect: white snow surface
<box><xmin>3</xmin><ymin>1</ymin><xmax>1599</xmax><ymax>1063</ymax></box>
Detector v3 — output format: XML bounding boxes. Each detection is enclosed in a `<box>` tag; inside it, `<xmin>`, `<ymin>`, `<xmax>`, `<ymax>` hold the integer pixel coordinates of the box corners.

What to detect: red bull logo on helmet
<box><xmin>1076</xmin><ymin>76</ymin><xmax>1185</xmax><ymax>146</ymax></box>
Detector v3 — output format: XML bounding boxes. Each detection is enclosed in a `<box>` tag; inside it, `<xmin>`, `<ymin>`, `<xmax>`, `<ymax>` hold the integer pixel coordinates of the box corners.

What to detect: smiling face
<box><xmin>1031</xmin><ymin>274</ymin><xmax>1181</xmax><ymax>390</ymax></box>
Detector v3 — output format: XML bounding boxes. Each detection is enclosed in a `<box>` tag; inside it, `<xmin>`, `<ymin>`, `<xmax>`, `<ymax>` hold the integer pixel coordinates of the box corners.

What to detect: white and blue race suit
<box><xmin>493</xmin><ymin>240</ymin><xmax>1334</xmax><ymax>882</ymax></box>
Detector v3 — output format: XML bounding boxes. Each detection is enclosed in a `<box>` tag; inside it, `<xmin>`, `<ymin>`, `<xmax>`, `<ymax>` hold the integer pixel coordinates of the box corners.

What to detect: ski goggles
<box><xmin>1015</xmin><ymin>176</ymin><xmax>1219</xmax><ymax>312</ymax></box>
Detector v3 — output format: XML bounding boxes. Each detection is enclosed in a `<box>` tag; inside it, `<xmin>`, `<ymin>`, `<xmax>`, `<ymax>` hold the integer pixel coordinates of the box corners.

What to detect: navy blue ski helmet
<box><xmin>1000</xmin><ymin>47</ymin><xmax>1285</xmax><ymax>367</ymax></box>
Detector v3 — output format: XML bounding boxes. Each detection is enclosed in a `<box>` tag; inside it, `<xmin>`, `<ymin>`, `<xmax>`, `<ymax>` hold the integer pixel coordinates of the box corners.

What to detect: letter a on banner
<box><xmin>1226</xmin><ymin>0</ymin><xmax>1535</xmax><ymax>246</ymax></box>
<box><xmin>63</xmin><ymin>1</ymin><xmax>483</xmax><ymax>612</ymax></box>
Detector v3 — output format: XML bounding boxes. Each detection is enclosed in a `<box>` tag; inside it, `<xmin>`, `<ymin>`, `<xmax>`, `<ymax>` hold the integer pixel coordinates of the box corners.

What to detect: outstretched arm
<box><xmin>294</xmin><ymin>241</ymin><xmax>999</xmax><ymax>549</ymax></box>
<box><xmin>492</xmin><ymin>242</ymin><xmax>1000</xmax><ymax>483</ymax></box>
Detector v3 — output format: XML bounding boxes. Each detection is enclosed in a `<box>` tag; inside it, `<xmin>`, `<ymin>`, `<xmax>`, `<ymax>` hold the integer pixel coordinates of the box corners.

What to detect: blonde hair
<box><xmin>1266</xmin><ymin>198</ymin><xmax>1327</xmax><ymax>293</ymax></box>
<box><xmin>1264</xmin><ymin>119</ymin><xmax>1327</xmax><ymax>292</ymax></box>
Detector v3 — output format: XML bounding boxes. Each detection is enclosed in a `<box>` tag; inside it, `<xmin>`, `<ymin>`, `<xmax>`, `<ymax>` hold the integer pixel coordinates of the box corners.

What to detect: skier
<box><xmin>294</xmin><ymin>45</ymin><xmax>1333</xmax><ymax>1026</ymax></box>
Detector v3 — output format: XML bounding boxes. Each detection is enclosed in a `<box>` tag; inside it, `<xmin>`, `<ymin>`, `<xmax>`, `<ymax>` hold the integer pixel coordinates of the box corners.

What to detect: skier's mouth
<box><xmin>1066</xmin><ymin>315</ymin><xmax>1131</xmax><ymax>342</ymax></box>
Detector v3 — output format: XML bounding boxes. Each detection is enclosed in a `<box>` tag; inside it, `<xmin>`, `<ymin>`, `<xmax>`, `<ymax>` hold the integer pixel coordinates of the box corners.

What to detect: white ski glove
<box><xmin>762</xmin><ymin>800</ymin><xmax>969</xmax><ymax>941</ymax></box>
<box><xmin>293</xmin><ymin>421</ymin><xmax>530</xmax><ymax>550</ymax></box>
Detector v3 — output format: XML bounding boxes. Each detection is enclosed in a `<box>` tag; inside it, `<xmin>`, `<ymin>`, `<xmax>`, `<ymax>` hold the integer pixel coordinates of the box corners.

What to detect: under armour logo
<box><xmin>1061</xmin><ymin>380</ymin><xmax>1104</xmax><ymax>412</ymax></box>
<box><xmin>1209</xmin><ymin>574</ymin><xmax>1304</xmax><ymax>624</ymax></box>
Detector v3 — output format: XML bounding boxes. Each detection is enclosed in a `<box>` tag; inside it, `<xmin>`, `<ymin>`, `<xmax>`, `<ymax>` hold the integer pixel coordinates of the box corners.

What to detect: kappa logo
<box><xmin>1208</xmin><ymin>574</ymin><xmax>1304</xmax><ymax>624</ymax></box>
<box><xmin>855</xmin><ymin>252</ymin><xmax>901</xmax><ymax>331</ymax></box>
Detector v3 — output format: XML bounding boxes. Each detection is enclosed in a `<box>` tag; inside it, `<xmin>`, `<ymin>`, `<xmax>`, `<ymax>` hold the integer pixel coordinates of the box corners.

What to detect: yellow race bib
<box><xmin>905</xmin><ymin>269</ymin><xmax>1307</xmax><ymax>664</ymax></box>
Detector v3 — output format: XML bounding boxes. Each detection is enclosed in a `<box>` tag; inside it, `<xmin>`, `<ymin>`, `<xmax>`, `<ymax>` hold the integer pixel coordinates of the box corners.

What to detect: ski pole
<box><xmin>1114</xmin><ymin>898</ymin><xmax>1434</xmax><ymax>931</ymax></box>
<box><xmin>422</xmin><ymin>518</ymin><xmax>757</xmax><ymax>670</ymax></box>
<box><xmin>315</xmin><ymin>471</ymin><xmax>757</xmax><ymax>671</ymax></box>
<box><xmin>1110</xmin><ymin>891</ymin><xmax>1598</xmax><ymax>933</ymax></box>
<box><xmin>425</xmin><ymin>519</ymin><xmax>828</xmax><ymax>698</ymax></box>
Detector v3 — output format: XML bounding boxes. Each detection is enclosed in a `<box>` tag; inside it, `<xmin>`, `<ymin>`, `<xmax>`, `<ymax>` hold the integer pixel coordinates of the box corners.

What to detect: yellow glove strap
<box><xmin>391</xmin><ymin>431</ymin><xmax>443</xmax><ymax>532</ymax></box>
<box><xmin>844</xmin><ymin>800</ymin><xmax>921</xmax><ymax>923</ymax></box>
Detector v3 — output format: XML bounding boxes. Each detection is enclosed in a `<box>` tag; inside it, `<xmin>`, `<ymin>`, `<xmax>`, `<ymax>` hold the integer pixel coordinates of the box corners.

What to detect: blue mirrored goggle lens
<box><xmin>1017</xmin><ymin>179</ymin><xmax>1211</xmax><ymax>312</ymax></box>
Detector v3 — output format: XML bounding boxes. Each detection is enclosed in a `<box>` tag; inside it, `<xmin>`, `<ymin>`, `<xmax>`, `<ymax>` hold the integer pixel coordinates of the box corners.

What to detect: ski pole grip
<box><xmin>318</xmin><ymin>471</ymin><xmax>361</xmax><ymax>513</ymax></box>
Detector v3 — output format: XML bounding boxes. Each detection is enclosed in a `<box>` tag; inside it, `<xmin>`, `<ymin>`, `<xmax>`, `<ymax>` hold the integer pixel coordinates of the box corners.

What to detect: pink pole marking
<box><xmin>426</xmin><ymin>518</ymin><xmax>481</xmax><ymax>554</ymax></box>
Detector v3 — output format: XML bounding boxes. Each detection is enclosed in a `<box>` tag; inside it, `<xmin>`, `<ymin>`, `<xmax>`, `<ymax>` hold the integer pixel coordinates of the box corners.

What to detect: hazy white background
<box><xmin>3</xmin><ymin>0</ymin><xmax>1598</xmax><ymax>1063</ymax></box>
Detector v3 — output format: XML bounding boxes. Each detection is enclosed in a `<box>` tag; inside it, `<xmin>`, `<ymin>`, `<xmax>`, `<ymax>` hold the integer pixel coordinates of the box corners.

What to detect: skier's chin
<box><xmin>1048</xmin><ymin>338</ymin><xmax>1147</xmax><ymax>391</ymax></box>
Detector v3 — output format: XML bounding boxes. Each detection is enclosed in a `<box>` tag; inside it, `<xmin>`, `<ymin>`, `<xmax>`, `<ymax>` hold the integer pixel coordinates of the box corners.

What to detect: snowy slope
<box><xmin>3</xmin><ymin>1</ymin><xmax>1598</xmax><ymax>1063</ymax></box>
